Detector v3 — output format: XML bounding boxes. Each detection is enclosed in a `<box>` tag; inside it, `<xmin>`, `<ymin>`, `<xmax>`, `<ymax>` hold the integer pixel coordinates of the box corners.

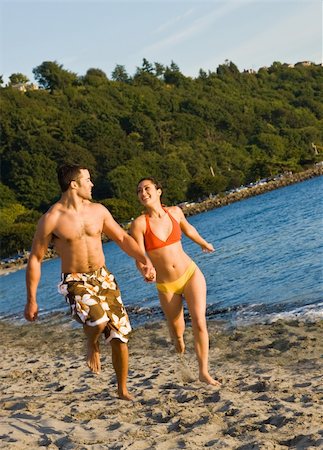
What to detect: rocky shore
<box><xmin>0</xmin><ymin>249</ymin><xmax>56</xmax><ymax>276</ymax></box>
<box><xmin>181</xmin><ymin>164</ymin><xmax>323</xmax><ymax>217</ymax></box>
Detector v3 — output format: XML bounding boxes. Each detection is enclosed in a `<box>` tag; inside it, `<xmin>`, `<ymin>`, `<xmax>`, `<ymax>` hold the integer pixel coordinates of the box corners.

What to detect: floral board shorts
<box><xmin>58</xmin><ymin>266</ymin><xmax>131</xmax><ymax>343</ymax></box>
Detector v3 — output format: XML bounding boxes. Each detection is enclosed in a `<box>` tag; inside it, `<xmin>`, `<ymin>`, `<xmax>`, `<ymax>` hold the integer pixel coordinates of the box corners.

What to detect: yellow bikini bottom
<box><xmin>156</xmin><ymin>261</ymin><xmax>197</xmax><ymax>295</ymax></box>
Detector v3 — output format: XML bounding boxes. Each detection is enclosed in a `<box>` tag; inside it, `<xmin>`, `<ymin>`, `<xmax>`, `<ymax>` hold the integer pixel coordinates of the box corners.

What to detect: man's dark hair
<box><xmin>57</xmin><ymin>164</ymin><xmax>88</xmax><ymax>192</ymax></box>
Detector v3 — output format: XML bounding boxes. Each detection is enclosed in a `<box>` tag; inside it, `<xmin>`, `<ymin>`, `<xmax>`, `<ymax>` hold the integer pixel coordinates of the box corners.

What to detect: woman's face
<box><xmin>137</xmin><ymin>180</ymin><xmax>161</xmax><ymax>206</ymax></box>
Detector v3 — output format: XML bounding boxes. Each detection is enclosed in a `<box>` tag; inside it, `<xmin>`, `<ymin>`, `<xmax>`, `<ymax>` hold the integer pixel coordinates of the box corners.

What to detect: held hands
<box><xmin>140</xmin><ymin>260</ymin><xmax>156</xmax><ymax>283</ymax></box>
<box><xmin>201</xmin><ymin>242</ymin><xmax>215</xmax><ymax>253</ymax></box>
<box><xmin>142</xmin><ymin>265</ymin><xmax>156</xmax><ymax>283</ymax></box>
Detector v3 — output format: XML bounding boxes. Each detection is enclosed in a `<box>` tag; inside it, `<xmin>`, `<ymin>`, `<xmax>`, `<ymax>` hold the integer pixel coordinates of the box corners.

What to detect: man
<box><xmin>24</xmin><ymin>164</ymin><xmax>155</xmax><ymax>401</ymax></box>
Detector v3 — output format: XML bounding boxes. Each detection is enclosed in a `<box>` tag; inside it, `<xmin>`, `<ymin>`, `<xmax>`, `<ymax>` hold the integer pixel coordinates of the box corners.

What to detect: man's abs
<box><xmin>57</xmin><ymin>236</ymin><xmax>105</xmax><ymax>273</ymax></box>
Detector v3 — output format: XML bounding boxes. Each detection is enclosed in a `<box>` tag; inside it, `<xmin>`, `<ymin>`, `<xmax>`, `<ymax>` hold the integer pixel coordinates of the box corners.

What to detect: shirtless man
<box><xmin>24</xmin><ymin>164</ymin><xmax>155</xmax><ymax>401</ymax></box>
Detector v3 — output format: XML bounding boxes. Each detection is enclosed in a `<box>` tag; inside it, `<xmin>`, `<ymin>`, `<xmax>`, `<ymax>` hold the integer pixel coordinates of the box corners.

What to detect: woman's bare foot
<box><xmin>174</xmin><ymin>335</ymin><xmax>185</xmax><ymax>354</ymax></box>
<box><xmin>87</xmin><ymin>341</ymin><xmax>101</xmax><ymax>374</ymax></box>
<box><xmin>118</xmin><ymin>388</ymin><xmax>134</xmax><ymax>401</ymax></box>
<box><xmin>199</xmin><ymin>373</ymin><xmax>222</xmax><ymax>387</ymax></box>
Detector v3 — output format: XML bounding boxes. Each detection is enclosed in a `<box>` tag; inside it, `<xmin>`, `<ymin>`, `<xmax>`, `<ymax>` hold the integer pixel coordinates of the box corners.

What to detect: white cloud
<box><xmin>154</xmin><ymin>7</ymin><xmax>195</xmax><ymax>34</ymax></box>
<box><xmin>203</xmin><ymin>1</ymin><xmax>322</xmax><ymax>71</ymax></box>
<box><xmin>139</xmin><ymin>1</ymin><xmax>250</xmax><ymax>55</ymax></box>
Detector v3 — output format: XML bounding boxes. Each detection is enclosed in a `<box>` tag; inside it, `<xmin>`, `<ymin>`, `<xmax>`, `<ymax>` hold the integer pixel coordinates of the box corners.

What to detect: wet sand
<box><xmin>0</xmin><ymin>318</ymin><xmax>322</xmax><ymax>449</ymax></box>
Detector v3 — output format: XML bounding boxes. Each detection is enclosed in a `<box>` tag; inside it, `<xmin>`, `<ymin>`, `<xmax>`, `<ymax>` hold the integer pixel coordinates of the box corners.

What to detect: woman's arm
<box><xmin>174</xmin><ymin>206</ymin><xmax>215</xmax><ymax>253</ymax></box>
<box><xmin>130</xmin><ymin>217</ymin><xmax>156</xmax><ymax>281</ymax></box>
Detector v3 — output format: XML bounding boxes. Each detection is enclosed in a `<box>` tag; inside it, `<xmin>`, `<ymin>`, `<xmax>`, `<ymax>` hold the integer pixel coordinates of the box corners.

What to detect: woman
<box><xmin>131</xmin><ymin>177</ymin><xmax>220</xmax><ymax>386</ymax></box>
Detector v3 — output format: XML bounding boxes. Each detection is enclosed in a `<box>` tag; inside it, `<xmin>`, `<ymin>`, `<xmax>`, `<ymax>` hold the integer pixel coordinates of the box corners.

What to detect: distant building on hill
<box><xmin>10</xmin><ymin>82</ymin><xmax>39</xmax><ymax>92</ymax></box>
<box><xmin>295</xmin><ymin>61</ymin><xmax>314</xmax><ymax>67</ymax></box>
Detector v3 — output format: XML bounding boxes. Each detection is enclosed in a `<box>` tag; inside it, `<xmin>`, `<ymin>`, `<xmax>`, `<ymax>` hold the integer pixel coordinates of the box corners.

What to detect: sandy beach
<box><xmin>0</xmin><ymin>318</ymin><xmax>322</xmax><ymax>449</ymax></box>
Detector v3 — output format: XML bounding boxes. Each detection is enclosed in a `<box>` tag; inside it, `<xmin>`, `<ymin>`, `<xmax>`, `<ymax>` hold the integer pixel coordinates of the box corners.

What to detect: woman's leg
<box><xmin>184</xmin><ymin>267</ymin><xmax>221</xmax><ymax>386</ymax></box>
<box><xmin>158</xmin><ymin>291</ymin><xmax>186</xmax><ymax>354</ymax></box>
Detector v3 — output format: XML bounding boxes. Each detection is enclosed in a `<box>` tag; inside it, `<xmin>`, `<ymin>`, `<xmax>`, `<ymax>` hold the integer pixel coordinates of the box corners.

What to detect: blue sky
<box><xmin>0</xmin><ymin>0</ymin><xmax>322</xmax><ymax>83</ymax></box>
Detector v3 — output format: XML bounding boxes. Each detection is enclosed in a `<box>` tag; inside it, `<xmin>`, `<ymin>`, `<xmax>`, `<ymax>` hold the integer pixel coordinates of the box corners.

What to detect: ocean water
<box><xmin>1</xmin><ymin>176</ymin><xmax>322</xmax><ymax>328</ymax></box>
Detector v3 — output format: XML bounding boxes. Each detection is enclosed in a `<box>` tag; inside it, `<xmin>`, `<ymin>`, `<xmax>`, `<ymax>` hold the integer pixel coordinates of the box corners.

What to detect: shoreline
<box><xmin>1</xmin><ymin>164</ymin><xmax>322</xmax><ymax>277</ymax></box>
<box><xmin>0</xmin><ymin>254</ymin><xmax>57</xmax><ymax>277</ymax></box>
<box><xmin>1</xmin><ymin>318</ymin><xmax>322</xmax><ymax>448</ymax></box>
<box><xmin>181</xmin><ymin>164</ymin><xmax>323</xmax><ymax>216</ymax></box>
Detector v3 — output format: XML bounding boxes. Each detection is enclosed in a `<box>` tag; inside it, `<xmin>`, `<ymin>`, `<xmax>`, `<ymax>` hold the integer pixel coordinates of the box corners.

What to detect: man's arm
<box><xmin>25</xmin><ymin>214</ymin><xmax>54</xmax><ymax>321</ymax></box>
<box><xmin>102</xmin><ymin>207</ymin><xmax>155</xmax><ymax>279</ymax></box>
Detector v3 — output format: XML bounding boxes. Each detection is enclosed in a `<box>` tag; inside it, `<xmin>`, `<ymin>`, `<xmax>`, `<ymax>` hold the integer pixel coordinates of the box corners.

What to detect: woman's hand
<box><xmin>140</xmin><ymin>265</ymin><xmax>156</xmax><ymax>283</ymax></box>
<box><xmin>201</xmin><ymin>242</ymin><xmax>215</xmax><ymax>253</ymax></box>
<box><xmin>145</xmin><ymin>266</ymin><xmax>156</xmax><ymax>283</ymax></box>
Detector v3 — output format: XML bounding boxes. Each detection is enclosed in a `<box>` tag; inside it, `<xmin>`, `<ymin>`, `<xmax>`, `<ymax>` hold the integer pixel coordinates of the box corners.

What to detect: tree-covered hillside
<box><xmin>1</xmin><ymin>59</ymin><xmax>322</xmax><ymax>257</ymax></box>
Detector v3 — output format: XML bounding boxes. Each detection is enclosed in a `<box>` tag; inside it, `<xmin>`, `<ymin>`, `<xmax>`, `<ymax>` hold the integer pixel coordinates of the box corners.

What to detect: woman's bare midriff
<box><xmin>148</xmin><ymin>242</ymin><xmax>192</xmax><ymax>283</ymax></box>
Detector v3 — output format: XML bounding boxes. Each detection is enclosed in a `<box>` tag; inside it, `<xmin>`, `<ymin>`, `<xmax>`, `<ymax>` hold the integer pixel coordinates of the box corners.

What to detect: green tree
<box><xmin>82</xmin><ymin>68</ymin><xmax>108</xmax><ymax>86</ymax></box>
<box><xmin>187</xmin><ymin>174</ymin><xmax>226</xmax><ymax>200</ymax></box>
<box><xmin>0</xmin><ymin>223</ymin><xmax>36</xmax><ymax>258</ymax></box>
<box><xmin>99</xmin><ymin>198</ymin><xmax>135</xmax><ymax>223</ymax></box>
<box><xmin>6</xmin><ymin>151</ymin><xmax>59</xmax><ymax>209</ymax></box>
<box><xmin>33</xmin><ymin>61</ymin><xmax>78</xmax><ymax>90</ymax></box>
<box><xmin>253</xmin><ymin>132</ymin><xmax>286</xmax><ymax>158</ymax></box>
<box><xmin>111</xmin><ymin>64</ymin><xmax>130</xmax><ymax>82</ymax></box>
<box><xmin>107</xmin><ymin>152</ymin><xmax>162</xmax><ymax>210</ymax></box>
<box><xmin>136</xmin><ymin>58</ymin><xmax>154</xmax><ymax>74</ymax></box>
<box><xmin>0</xmin><ymin>203</ymin><xmax>27</xmax><ymax>229</ymax></box>
<box><xmin>14</xmin><ymin>210</ymin><xmax>42</xmax><ymax>224</ymax></box>
<box><xmin>121</xmin><ymin>112</ymin><xmax>159</xmax><ymax>149</ymax></box>
<box><xmin>158</xmin><ymin>155</ymin><xmax>190</xmax><ymax>204</ymax></box>
<box><xmin>164</xmin><ymin>61</ymin><xmax>185</xmax><ymax>86</ymax></box>
<box><xmin>154</xmin><ymin>62</ymin><xmax>165</xmax><ymax>78</ymax></box>
<box><xmin>9</xmin><ymin>73</ymin><xmax>29</xmax><ymax>85</ymax></box>
<box><xmin>216</xmin><ymin>60</ymin><xmax>240</xmax><ymax>79</ymax></box>
<box><xmin>246</xmin><ymin>159</ymin><xmax>273</xmax><ymax>182</ymax></box>
<box><xmin>0</xmin><ymin>183</ymin><xmax>16</xmax><ymax>207</ymax></box>
<box><xmin>198</xmin><ymin>69</ymin><xmax>208</xmax><ymax>80</ymax></box>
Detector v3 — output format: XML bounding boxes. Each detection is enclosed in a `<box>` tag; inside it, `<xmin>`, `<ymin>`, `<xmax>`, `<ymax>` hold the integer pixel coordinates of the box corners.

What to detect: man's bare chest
<box><xmin>53</xmin><ymin>213</ymin><xmax>102</xmax><ymax>242</ymax></box>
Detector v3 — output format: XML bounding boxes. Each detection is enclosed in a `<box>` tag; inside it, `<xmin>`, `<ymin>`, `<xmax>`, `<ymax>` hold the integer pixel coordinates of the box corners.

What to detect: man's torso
<box><xmin>50</xmin><ymin>201</ymin><xmax>106</xmax><ymax>273</ymax></box>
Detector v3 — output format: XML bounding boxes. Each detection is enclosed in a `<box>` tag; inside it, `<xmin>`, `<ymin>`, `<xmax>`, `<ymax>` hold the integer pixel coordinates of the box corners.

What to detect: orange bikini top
<box><xmin>144</xmin><ymin>209</ymin><xmax>182</xmax><ymax>252</ymax></box>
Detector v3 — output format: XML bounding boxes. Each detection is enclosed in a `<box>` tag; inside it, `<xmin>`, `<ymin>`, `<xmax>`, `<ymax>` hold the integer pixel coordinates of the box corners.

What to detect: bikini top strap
<box><xmin>145</xmin><ymin>214</ymin><xmax>151</xmax><ymax>232</ymax></box>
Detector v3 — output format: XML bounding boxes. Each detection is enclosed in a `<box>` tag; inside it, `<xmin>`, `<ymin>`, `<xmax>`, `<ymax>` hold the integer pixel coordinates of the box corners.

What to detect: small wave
<box><xmin>203</xmin><ymin>299</ymin><xmax>323</xmax><ymax>327</ymax></box>
<box><xmin>127</xmin><ymin>304</ymin><xmax>164</xmax><ymax>327</ymax></box>
<box><xmin>0</xmin><ymin>308</ymin><xmax>70</xmax><ymax>325</ymax></box>
<box><xmin>268</xmin><ymin>302</ymin><xmax>323</xmax><ymax>323</ymax></box>
<box><xmin>234</xmin><ymin>301</ymin><xmax>323</xmax><ymax>326</ymax></box>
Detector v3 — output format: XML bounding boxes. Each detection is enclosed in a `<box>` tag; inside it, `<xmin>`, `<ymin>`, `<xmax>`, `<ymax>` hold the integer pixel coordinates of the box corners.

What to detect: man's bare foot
<box><xmin>118</xmin><ymin>389</ymin><xmax>134</xmax><ymax>401</ymax></box>
<box><xmin>199</xmin><ymin>373</ymin><xmax>222</xmax><ymax>387</ymax></box>
<box><xmin>87</xmin><ymin>341</ymin><xmax>101</xmax><ymax>374</ymax></box>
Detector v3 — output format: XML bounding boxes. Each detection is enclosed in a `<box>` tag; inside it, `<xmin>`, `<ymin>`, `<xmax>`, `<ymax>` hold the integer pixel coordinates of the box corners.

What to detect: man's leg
<box><xmin>83</xmin><ymin>322</ymin><xmax>107</xmax><ymax>374</ymax></box>
<box><xmin>110</xmin><ymin>338</ymin><xmax>133</xmax><ymax>401</ymax></box>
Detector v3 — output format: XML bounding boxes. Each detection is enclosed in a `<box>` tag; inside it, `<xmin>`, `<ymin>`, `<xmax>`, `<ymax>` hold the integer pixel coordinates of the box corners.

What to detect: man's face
<box><xmin>75</xmin><ymin>169</ymin><xmax>94</xmax><ymax>200</ymax></box>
